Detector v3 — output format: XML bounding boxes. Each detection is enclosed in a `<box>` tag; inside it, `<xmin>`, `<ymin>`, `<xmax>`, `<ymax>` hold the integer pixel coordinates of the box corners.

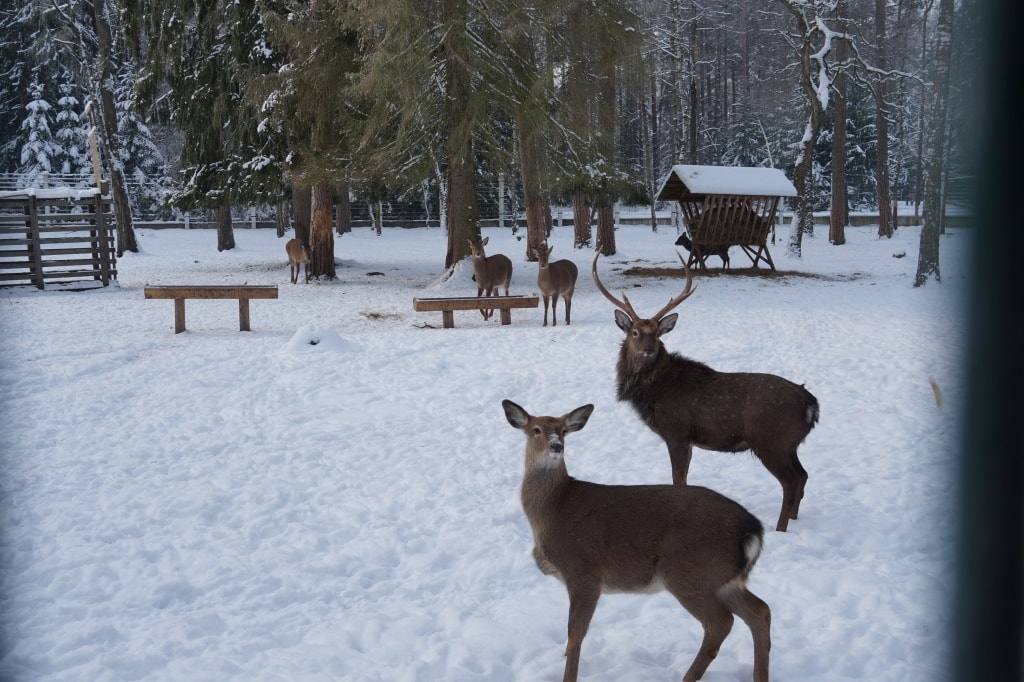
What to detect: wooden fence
<box><xmin>0</xmin><ymin>191</ymin><xmax>117</xmax><ymax>289</ymax></box>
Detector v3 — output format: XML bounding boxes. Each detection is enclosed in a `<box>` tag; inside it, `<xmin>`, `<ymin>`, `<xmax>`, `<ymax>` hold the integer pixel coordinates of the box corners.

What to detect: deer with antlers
<box><xmin>503</xmin><ymin>399</ymin><xmax>771</xmax><ymax>682</ymax></box>
<box><xmin>592</xmin><ymin>251</ymin><xmax>819</xmax><ymax>532</ymax></box>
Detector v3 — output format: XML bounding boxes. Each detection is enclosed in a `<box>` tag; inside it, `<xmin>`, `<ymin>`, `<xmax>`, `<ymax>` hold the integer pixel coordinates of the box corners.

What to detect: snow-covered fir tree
<box><xmin>115</xmin><ymin>70</ymin><xmax>170</xmax><ymax>212</ymax></box>
<box><xmin>17</xmin><ymin>80</ymin><xmax>61</xmax><ymax>186</ymax></box>
<box><xmin>54</xmin><ymin>79</ymin><xmax>89</xmax><ymax>176</ymax></box>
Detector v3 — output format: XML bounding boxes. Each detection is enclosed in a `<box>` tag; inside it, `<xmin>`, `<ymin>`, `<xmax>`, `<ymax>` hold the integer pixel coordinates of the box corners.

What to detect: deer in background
<box><xmin>675</xmin><ymin>232</ymin><xmax>730</xmax><ymax>270</ymax></box>
<box><xmin>593</xmin><ymin>251</ymin><xmax>819</xmax><ymax>532</ymax></box>
<box><xmin>502</xmin><ymin>399</ymin><xmax>771</xmax><ymax>682</ymax></box>
<box><xmin>532</xmin><ymin>243</ymin><xmax>578</xmax><ymax>326</ymax></box>
<box><xmin>467</xmin><ymin>237</ymin><xmax>512</xmax><ymax>320</ymax></box>
<box><xmin>285</xmin><ymin>238</ymin><xmax>310</xmax><ymax>284</ymax></box>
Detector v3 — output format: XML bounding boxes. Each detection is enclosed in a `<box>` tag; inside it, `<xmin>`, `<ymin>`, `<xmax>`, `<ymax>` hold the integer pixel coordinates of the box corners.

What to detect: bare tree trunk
<box><xmin>336</xmin><ymin>181</ymin><xmax>351</xmax><ymax>235</ymax></box>
<box><xmin>830</xmin><ymin>1</ymin><xmax>849</xmax><ymax>246</ymax></box>
<box><xmin>310</xmin><ymin>183</ymin><xmax>335</xmax><ymax>279</ymax></box>
<box><xmin>443</xmin><ymin>0</ymin><xmax>479</xmax><ymax>270</ymax></box>
<box><xmin>874</xmin><ymin>0</ymin><xmax>894</xmax><ymax>238</ymax></box>
<box><xmin>914</xmin><ymin>0</ymin><xmax>953</xmax><ymax>286</ymax></box>
<box><xmin>216</xmin><ymin>204</ymin><xmax>234</xmax><ymax>251</ymax></box>
<box><xmin>513</xmin><ymin>33</ymin><xmax>549</xmax><ymax>261</ymax></box>
<box><xmin>572</xmin><ymin>191</ymin><xmax>591</xmax><ymax>248</ymax></box>
<box><xmin>596</xmin><ymin>201</ymin><xmax>615</xmax><ymax>255</ymax></box>
<box><xmin>91</xmin><ymin>0</ymin><xmax>137</xmax><ymax>255</ymax></box>
<box><xmin>276</xmin><ymin>200</ymin><xmax>288</xmax><ymax>237</ymax></box>
<box><xmin>687</xmin><ymin>1</ymin><xmax>699</xmax><ymax>164</ymax></box>
<box><xmin>292</xmin><ymin>181</ymin><xmax>311</xmax><ymax>247</ymax></box>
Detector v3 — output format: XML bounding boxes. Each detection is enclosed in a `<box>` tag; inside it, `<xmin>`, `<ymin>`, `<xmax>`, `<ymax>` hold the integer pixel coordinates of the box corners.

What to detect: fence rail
<box><xmin>0</xmin><ymin>191</ymin><xmax>117</xmax><ymax>288</ymax></box>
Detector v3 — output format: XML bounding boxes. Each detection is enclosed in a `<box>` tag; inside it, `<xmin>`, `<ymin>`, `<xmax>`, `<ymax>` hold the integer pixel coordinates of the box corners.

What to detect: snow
<box><xmin>0</xmin><ymin>187</ymin><xmax>100</xmax><ymax>199</ymax></box>
<box><xmin>0</xmin><ymin>222</ymin><xmax>966</xmax><ymax>681</ymax></box>
<box><xmin>657</xmin><ymin>164</ymin><xmax>799</xmax><ymax>199</ymax></box>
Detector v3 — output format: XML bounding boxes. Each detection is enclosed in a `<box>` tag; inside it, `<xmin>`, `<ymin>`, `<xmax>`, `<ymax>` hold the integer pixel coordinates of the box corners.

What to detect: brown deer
<box><xmin>532</xmin><ymin>244</ymin><xmax>578</xmax><ymax>326</ymax></box>
<box><xmin>467</xmin><ymin>237</ymin><xmax>512</xmax><ymax>320</ymax></box>
<box><xmin>592</xmin><ymin>251</ymin><xmax>819</xmax><ymax>532</ymax></box>
<box><xmin>675</xmin><ymin>232</ymin><xmax>730</xmax><ymax>270</ymax></box>
<box><xmin>285</xmin><ymin>238</ymin><xmax>310</xmax><ymax>284</ymax></box>
<box><xmin>502</xmin><ymin>399</ymin><xmax>771</xmax><ymax>682</ymax></box>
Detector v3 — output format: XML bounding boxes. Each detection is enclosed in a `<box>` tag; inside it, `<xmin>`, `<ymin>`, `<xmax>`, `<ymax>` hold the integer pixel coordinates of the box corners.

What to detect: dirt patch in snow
<box><xmin>618</xmin><ymin>265</ymin><xmax>869</xmax><ymax>282</ymax></box>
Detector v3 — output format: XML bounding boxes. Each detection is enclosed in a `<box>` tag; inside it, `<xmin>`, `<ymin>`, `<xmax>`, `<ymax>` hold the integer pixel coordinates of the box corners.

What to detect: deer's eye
<box><xmin>532</xmin><ymin>427</ymin><xmax>542</xmax><ymax>435</ymax></box>
<box><xmin>631</xmin><ymin>329</ymin><xmax>639</xmax><ymax>338</ymax></box>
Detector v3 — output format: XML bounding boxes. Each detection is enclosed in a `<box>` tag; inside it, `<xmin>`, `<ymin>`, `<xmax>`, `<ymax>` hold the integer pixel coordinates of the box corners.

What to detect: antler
<box><xmin>650</xmin><ymin>251</ymin><xmax>697</xmax><ymax>321</ymax></box>
<box><xmin>591</xmin><ymin>249</ymin><xmax>640</xmax><ymax>321</ymax></box>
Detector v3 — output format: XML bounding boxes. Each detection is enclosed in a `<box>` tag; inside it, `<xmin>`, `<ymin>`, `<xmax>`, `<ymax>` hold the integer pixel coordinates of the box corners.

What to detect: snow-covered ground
<box><xmin>0</xmin><ymin>222</ymin><xmax>967</xmax><ymax>681</ymax></box>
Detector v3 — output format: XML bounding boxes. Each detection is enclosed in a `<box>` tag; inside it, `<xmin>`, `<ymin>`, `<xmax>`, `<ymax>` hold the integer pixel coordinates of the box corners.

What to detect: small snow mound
<box><xmin>284</xmin><ymin>325</ymin><xmax>356</xmax><ymax>353</ymax></box>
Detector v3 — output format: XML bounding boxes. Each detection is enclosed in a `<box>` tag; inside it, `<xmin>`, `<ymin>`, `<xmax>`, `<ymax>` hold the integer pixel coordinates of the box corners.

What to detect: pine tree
<box><xmin>115</xmin><ymin>69</ymin><xmax>169</xmax><ymax>212</ymax></box>
<box><xmin>17</xmin><ymin>80</ymin><xmax>60</xmax><ymax>186</ymax></box>
<box><xmin>54</xmin><ymin>80</ymin><xmax>88</xmax><ymax>176</ymax></box>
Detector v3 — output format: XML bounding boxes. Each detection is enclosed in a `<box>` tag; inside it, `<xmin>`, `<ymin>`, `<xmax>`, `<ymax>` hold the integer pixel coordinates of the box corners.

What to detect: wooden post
<box><xmin>95</xmin><ymin>194</ymin><xmax>112</xmax><ymax>285</ymax></box>
<box><xmin>239</xmin><ymin>298</ymin><xmax>251</xmax><ymax>331</ymax></box>
<box><xmin>500</xmin><ymin>308</ymin><xmax>511</xmax><ymax>325</ymax></box>
<box><xmin>174</xmin><ymin>299</ymin><xmax>186</xmax><ymax>333</ymax></box>
<box><xmin>27</xmin><ymin>196</ymin><xmax>43</xmax><ymax>289</ymax></box>
<box><xmin>442</xmin><ymin>310</ymin><xmax>454</xmax><ymax>328</ymax></box>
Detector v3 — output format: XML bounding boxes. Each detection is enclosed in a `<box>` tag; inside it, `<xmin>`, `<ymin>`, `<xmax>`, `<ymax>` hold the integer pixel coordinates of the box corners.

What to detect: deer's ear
<box><xmin>502</xmin><ymin>400</ymin><xmax>530</xmax><ymax>429</ymax></box>
<box><xmin>529</xmin><ymin>248</ymin><xmax>538</xmax><ymax>259</ymax></box>
<box><xmin>466</xmin><ymin>240</ymin><xmax>474</xmax><ymax>249</ymax></box>
<box><xmin>547</xmin><ymin>245</ymin><xmax>554</xmax><ymax>256</ymax></box>
<box><xmin>614</xmin><ymin>310</ymin><xmax>632</xmax><ymax>333</ymax></box>
<box><xmin>564</xmin><ymin>404</ymin><xmax>594</xmax><ymax>432</ymax></box>
<box><xmin>657</xmin><ymin>313</ymin><xmax>678</xmax><ymax>336</ymax></box>
<box><xmin>481</xmin><ymin>236</ymin><xmax>489</xmax><ymax>246</ymax></box>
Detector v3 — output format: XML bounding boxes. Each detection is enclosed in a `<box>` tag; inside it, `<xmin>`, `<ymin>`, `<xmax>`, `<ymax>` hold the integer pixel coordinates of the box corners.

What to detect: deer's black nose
<box><xmin>550</xmin><ymin>442</ymin><xmax>563</xmax><ymax>454</ymax></box>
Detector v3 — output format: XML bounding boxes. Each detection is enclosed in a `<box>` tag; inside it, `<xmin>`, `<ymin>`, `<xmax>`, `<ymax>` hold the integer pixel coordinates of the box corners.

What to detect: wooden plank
<box><xmin>144</xmin><ymin>285</ymin><xmax>279</xmax><ymax>300</ymax></box>
<box><xmin>35</xmin><ymin>236</ymin><xmax>105</xmax><ymax>244</ymax></box>
<box><xmin>27</xmin><ymin>197</ymin><xmax>43</xmax><ymax>289</ymax></box>
<box><xmin>238</xmin><ymin>299</ymin><xmax>250</xmax><ymax>331</ymax></box>
<box><xmin>500</xmin><ymin>308</ymin><xmax>511</xmax><ymax>325</ymax></box>
<box><xmin>442</xmin><ymin>310</ymin><xmax>454</xmax><ymax>328</ymax></box>
<box><xmin>0</xmin><ymin>269</ymin><xmax>117</xmax><ymax>282</ymax></box>
<box><xmin>413</xmin><ymin>295</ymin><xmax>539</xmax><ymax>312</ymax></box>
<box><xmin>174</xmin><ymin>299</ymin><xmax>186</xmax><ymax>333</ymax></box>
<box><xmin>0</xmin><ymin>224</ymin><xmax>104</xmax><ymax>233</ymax></box>
<box><xmin>37</xmin><ymin>247</ymin><xmax>100</xmax><ymax>256</ymax></box>
<box><xmin>0</xmin><ymin>259</ymin><xmax>96</xmax><ymax>269</ymax></box>
<box><xmin>95</xmin><ymin>196</ymin><xmax>111</xmax><ymax>285</ymax></box>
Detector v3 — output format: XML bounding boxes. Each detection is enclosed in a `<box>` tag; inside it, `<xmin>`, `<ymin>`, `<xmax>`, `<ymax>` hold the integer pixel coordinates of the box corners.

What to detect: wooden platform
<box><xmin>145</xmin><ymin>285</ymin><xmax>279</xmax><ymax>333</ymax></box>
<box><xmin>413</xmin><ymin>295</ymin><xmax>539</xmax><ymax>328</ymax></box>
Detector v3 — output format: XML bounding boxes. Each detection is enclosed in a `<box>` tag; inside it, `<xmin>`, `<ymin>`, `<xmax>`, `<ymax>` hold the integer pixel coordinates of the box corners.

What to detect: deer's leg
<box><xmin>551</xmin><ymin>292</ymin><xmax>559</xmax><ymax>326</ymax></box>
<box><xmin>563</xmin><ymin>582</ymin><xmax>600</xmax><ymax>682</ymax></box>
<box><xmin>720</xmin><ymin>587</ymin><xmax>771</xmax><ymax>682</ymax></box>
<box><xmin>760</xmin><ymin>451</ymin><xmax>798</xmax><ymax>532</ymax></box>
<box><xmin>290</xmin><ymin>264</ymin><xmax>296</xmax><ymax>284</ymax></box>
<box><xmin>565</xmin><ymin>292</ymin><xmax>572</xmax><ymax>325</ymax></box>
<box><xmin>543</xmin><ymin>295</ymin><xmax>549</xmax><ymax>326</ymax></box>
<box><xmin>478</xmin><ymin>287</ymin><xmax>487</xmax><ymax>319</ymax></box>
<box><xmin>790</xmin><ymin>451</ymin><xmax>808</xmax><ymax>520</ymax></box>
<box><xmin>667</xmin><ymin>440</ymin><xmax>693</xmax><ymax>486</ymax></box>
<box><xmin>671</xmin><ymin>594</ymin><xmax>734</xmax><ymax>682</ymax></box>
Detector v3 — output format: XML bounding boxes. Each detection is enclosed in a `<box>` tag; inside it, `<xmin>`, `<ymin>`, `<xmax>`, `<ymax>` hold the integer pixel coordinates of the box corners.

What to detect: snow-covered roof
<box><xmin>656</xmin><ymin>165</ymin><xmax>797</xmax><ymax>199</ymax></box>
<box><xmin>0</xmin><ymin>188</ymin><xmax>101</xmax><ymax>200</ymax></box>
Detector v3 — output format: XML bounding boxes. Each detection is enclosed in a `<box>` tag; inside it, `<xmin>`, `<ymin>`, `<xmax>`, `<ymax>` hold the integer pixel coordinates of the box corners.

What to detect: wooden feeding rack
<box><xmin>656</xmin><ymin>165</ymin><xmax>797</xmax><ymax>271</ymax></box>
<box><xmin>0</xmin><ymin>188</ymin><xmax>116</xmax><ymax>289</ymax></box>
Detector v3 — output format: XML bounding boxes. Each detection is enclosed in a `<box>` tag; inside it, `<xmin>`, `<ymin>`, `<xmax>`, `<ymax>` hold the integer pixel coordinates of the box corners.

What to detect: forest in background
<box><xmin>0</xmin><ymin>0</ymin><xmax>979</xmax><ymax>283</ymax></box>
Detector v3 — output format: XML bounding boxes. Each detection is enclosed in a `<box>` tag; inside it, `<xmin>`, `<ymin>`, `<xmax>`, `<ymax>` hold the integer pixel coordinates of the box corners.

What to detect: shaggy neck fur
<box><xmin>616</xmin><ymin>341</ymin><xmax>713</xmax><ymax>420</ymax></box>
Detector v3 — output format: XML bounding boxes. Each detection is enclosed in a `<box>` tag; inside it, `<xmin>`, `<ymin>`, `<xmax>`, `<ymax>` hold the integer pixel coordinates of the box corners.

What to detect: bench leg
<box><xmin>442</xmin><ymin>310</ymin><xmax>454</xmax><ymax>328</ymax></box>
<box><xmin>239</xmin><ymin>298</ymin><xmax>251</xmax><ymax>331</ymax></box>
<box><xmin>500</xmin><ymin>308</ymin><xmax>511</xmax><ymax>325</ymax></box>
<box><xmin>174</xmin><ymin>298</ymin><xmax>186</xmax><ymax>334</ymax></box>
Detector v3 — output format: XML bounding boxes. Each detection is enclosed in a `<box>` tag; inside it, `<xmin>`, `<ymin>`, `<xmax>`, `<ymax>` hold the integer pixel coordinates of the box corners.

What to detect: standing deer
<box><xmin>675</xmin><ymin>233</ymin><xmax>730</xmax><ymax>270</ymax></box>
<box><xmin>502</xmin><ymin>399</ymin><xmax>771</xmax><ymax>682</ymax></box>
<box><xmin>467</xmin><ymin>237</ymin><xmax>512</xmax><ymax>320</ymax></box>
<box><xmin>285</xmin><ymin>238</ymin><xmax>310</xmax><ymax>284</ymax></box>
<box><xmin>532</xmin><ymin>243</ymin><xmax>578</xmax><ymax>326</ymax></box>
<box><xmin>593</xmin><ymin>251</ymin><xmax>819</xmax><ymax>532</ymax></box>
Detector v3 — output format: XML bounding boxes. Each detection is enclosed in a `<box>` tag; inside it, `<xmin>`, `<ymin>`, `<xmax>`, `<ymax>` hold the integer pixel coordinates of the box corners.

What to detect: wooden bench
<box><xmin>413</xmin><ymin>295</ymin><xmax>539</xmax><ymax>328</ymax></box>
<box><xmin>145</xmin><ymin>285</ymin><xmax>279</xmax><ymax>334</ymax></box>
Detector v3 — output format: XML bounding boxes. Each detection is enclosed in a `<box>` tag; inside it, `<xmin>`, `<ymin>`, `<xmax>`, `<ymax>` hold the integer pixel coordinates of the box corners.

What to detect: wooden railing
<box><xmin>0</xmin><ymin>190</ymin><xmax>117</xmax><ymax>289</ymax></box>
